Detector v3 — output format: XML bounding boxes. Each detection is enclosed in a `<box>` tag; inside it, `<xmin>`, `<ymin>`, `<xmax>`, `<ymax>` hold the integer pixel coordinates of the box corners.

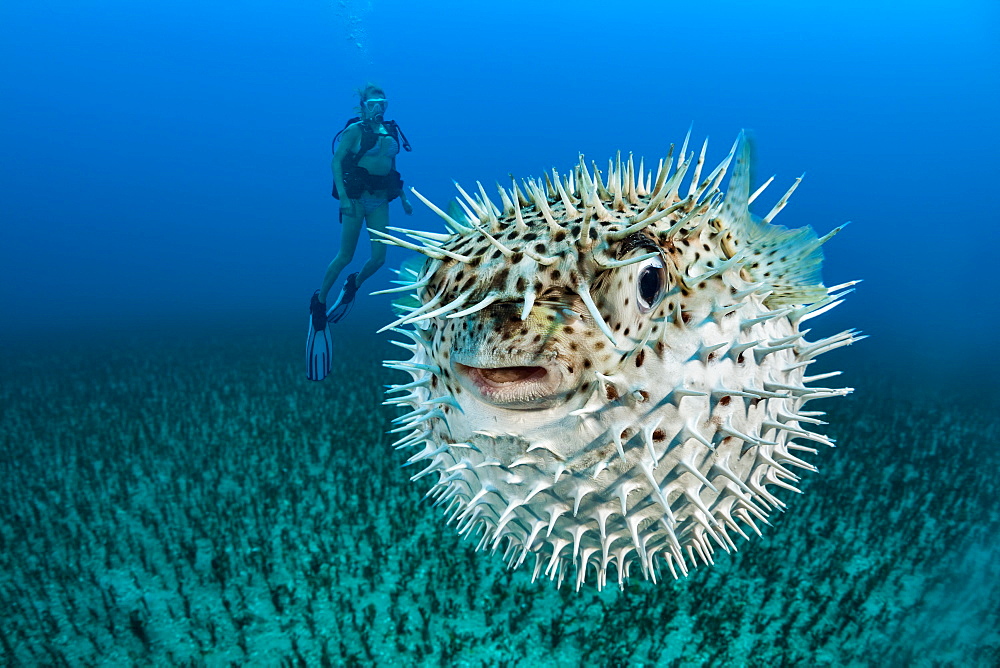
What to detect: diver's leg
<box><xmin>355</xmin><ymin>198</ymin><xmax>390</xmax><ymax>288</ymax></box>
<box><xmin>319</xmin><ymin>205</ymin><xmax>365</xmax><ymax>304</ymax></box>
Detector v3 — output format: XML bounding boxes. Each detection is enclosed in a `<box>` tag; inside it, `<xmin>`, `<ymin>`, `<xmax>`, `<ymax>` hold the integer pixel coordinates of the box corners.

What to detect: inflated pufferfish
<box><xmin>377</xmin><ymin>132</ymin><xmax>859</xmax><ymax>590</ymax></box>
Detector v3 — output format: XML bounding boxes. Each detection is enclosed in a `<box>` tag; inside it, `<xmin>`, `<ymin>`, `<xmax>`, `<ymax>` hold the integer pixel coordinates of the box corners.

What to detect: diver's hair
<box><xmin>355</xmin><ymin>83</ymin><xmax>386</xmax><ymax>115</ymax></box>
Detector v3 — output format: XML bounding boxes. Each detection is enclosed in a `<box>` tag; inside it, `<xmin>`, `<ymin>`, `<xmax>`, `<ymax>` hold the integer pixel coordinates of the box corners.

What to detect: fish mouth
<box><xmin>453</xmin><ymin>361</ymin><xmax>567</xmax><ymax>410</ymax></box>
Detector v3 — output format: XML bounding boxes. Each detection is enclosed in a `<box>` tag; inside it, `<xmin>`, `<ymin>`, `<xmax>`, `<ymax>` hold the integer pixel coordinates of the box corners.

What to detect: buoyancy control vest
<box><xmin>331</xmin><ymin>118</ymin><xmax>411</xmax><ymax>201</ymax></box>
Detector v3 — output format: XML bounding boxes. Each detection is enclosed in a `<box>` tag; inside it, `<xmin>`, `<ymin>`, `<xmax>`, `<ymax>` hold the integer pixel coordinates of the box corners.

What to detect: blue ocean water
<box><xmin>3</xmin><ymin>0</ymin><xmax>999</xmax><ymax>397</ymax></box>
<box><xmin>2</xmin><ymin>1</ymin><xmax>999</xmax><ymax>665</ymax></box>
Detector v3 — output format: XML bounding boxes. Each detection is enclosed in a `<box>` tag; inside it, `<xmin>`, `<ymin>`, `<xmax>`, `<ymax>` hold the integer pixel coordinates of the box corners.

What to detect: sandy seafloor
<box><xmin>1</xmin><ymin>325</ymin><xmax>997</xmax><ymax>667</ymax></box>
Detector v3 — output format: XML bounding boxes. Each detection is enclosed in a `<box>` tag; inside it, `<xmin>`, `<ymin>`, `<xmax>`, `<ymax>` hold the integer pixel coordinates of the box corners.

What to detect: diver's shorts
<box><xmin>358</xmin><ymin>192</ymin><xmax>389</xmax><ymax>214</ymax></box>
<box><xmin>339</xmin><ymin>192</ymin><xmax>388</xmax><ymax>223</ymax></box>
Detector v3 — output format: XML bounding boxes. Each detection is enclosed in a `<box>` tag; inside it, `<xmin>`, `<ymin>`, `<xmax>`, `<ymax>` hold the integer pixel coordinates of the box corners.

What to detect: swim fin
<box><xmin>306</xmin><ymin>291</ymin><xmax>333</xmax><ymax>381</ymax></box>
<box><xmin>326</xmin><ymin>273</ymin><xmax>359</xmax><ymax>324</ymax></box>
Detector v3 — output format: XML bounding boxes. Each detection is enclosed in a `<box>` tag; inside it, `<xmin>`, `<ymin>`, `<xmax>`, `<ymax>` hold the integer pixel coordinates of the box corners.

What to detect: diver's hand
<box><xmin>402</xmin><ymin>199</ymin><xmax>413</xmax><ymax>215</ymax></box>
<box><xmin>342</xmin><ymin>199</ymin><xmax>360</xmax><ymax>218</ymax></box>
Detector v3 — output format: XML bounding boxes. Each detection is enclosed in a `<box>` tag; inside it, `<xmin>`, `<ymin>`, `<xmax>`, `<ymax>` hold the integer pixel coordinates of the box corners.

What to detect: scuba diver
<box><xmin>306</xmin><ymin>84</ymin><xmax>413</xmax><ymax>381</ymax></box>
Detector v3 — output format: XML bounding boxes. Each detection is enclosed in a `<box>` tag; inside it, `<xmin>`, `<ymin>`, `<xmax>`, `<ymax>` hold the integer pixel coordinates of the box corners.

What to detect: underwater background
<box><xmin>2</xmin><ymin>0</ymin><xmax>998</xmax><ymax>665</ymax></box>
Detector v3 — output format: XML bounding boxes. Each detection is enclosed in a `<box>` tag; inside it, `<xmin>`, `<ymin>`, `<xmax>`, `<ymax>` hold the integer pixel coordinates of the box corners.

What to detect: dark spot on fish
<box><xmin>635</xmin><ymin>350</ymin><xmax>645</xmax><ymax>367</ymax></box>
<box><xmin>490</xmin><ymin>268</ymin><xmax>510</xmax><ymax>292</ymax></box>
<box><xmin>653</xmin><ymin>429</ymin><xmax>666</xmax><ymax>442</ymax></box>
<box><xmin>606</xmin><ymin>384</ymin><xmax>619</xmax><ymax>401</ymax></box>
<box><xmin>719</xmin><ymin>395</ymin><xmax>731</xmax><ymax>406</ymax></box>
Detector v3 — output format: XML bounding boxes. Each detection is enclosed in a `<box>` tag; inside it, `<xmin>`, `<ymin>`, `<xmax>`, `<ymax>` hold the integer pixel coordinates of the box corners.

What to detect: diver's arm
<box><xmin>333</xmin><ymin>124</ymin><xmax>360</xmax><ymax>204</ymax></box>
<box><xmin>394</xmin><ymin>157</ymin><xmax>413</xmax><ymax>215</ymax></box>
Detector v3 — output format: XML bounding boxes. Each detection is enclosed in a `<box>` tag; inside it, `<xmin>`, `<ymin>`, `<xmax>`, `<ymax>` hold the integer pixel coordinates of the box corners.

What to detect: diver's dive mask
<box><xmin>363</xmin><ymin>98</ymin><xmax>387</xmax><ymax>120</ymax></box>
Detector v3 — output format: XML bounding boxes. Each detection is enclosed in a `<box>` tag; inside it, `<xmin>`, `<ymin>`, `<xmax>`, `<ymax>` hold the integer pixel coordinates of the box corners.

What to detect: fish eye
<box><xmin>636</xmin><ymin>256</ymin><xmax>666</xmax><ymax>312</ymax></box>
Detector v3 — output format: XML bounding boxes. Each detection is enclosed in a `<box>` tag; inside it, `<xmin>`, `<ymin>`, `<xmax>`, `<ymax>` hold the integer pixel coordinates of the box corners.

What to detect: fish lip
<box><xmin>452</xmin><ymin>358</ymin><xmax>568</xmax><ymax>410</ymax></box>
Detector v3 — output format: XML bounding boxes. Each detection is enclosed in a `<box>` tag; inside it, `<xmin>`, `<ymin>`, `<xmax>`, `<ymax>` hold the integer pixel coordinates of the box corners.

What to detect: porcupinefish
<box><xmin>377</xmin><ymin>132</ymin><xmax>859</xmax><ymax>590</ymax></box>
